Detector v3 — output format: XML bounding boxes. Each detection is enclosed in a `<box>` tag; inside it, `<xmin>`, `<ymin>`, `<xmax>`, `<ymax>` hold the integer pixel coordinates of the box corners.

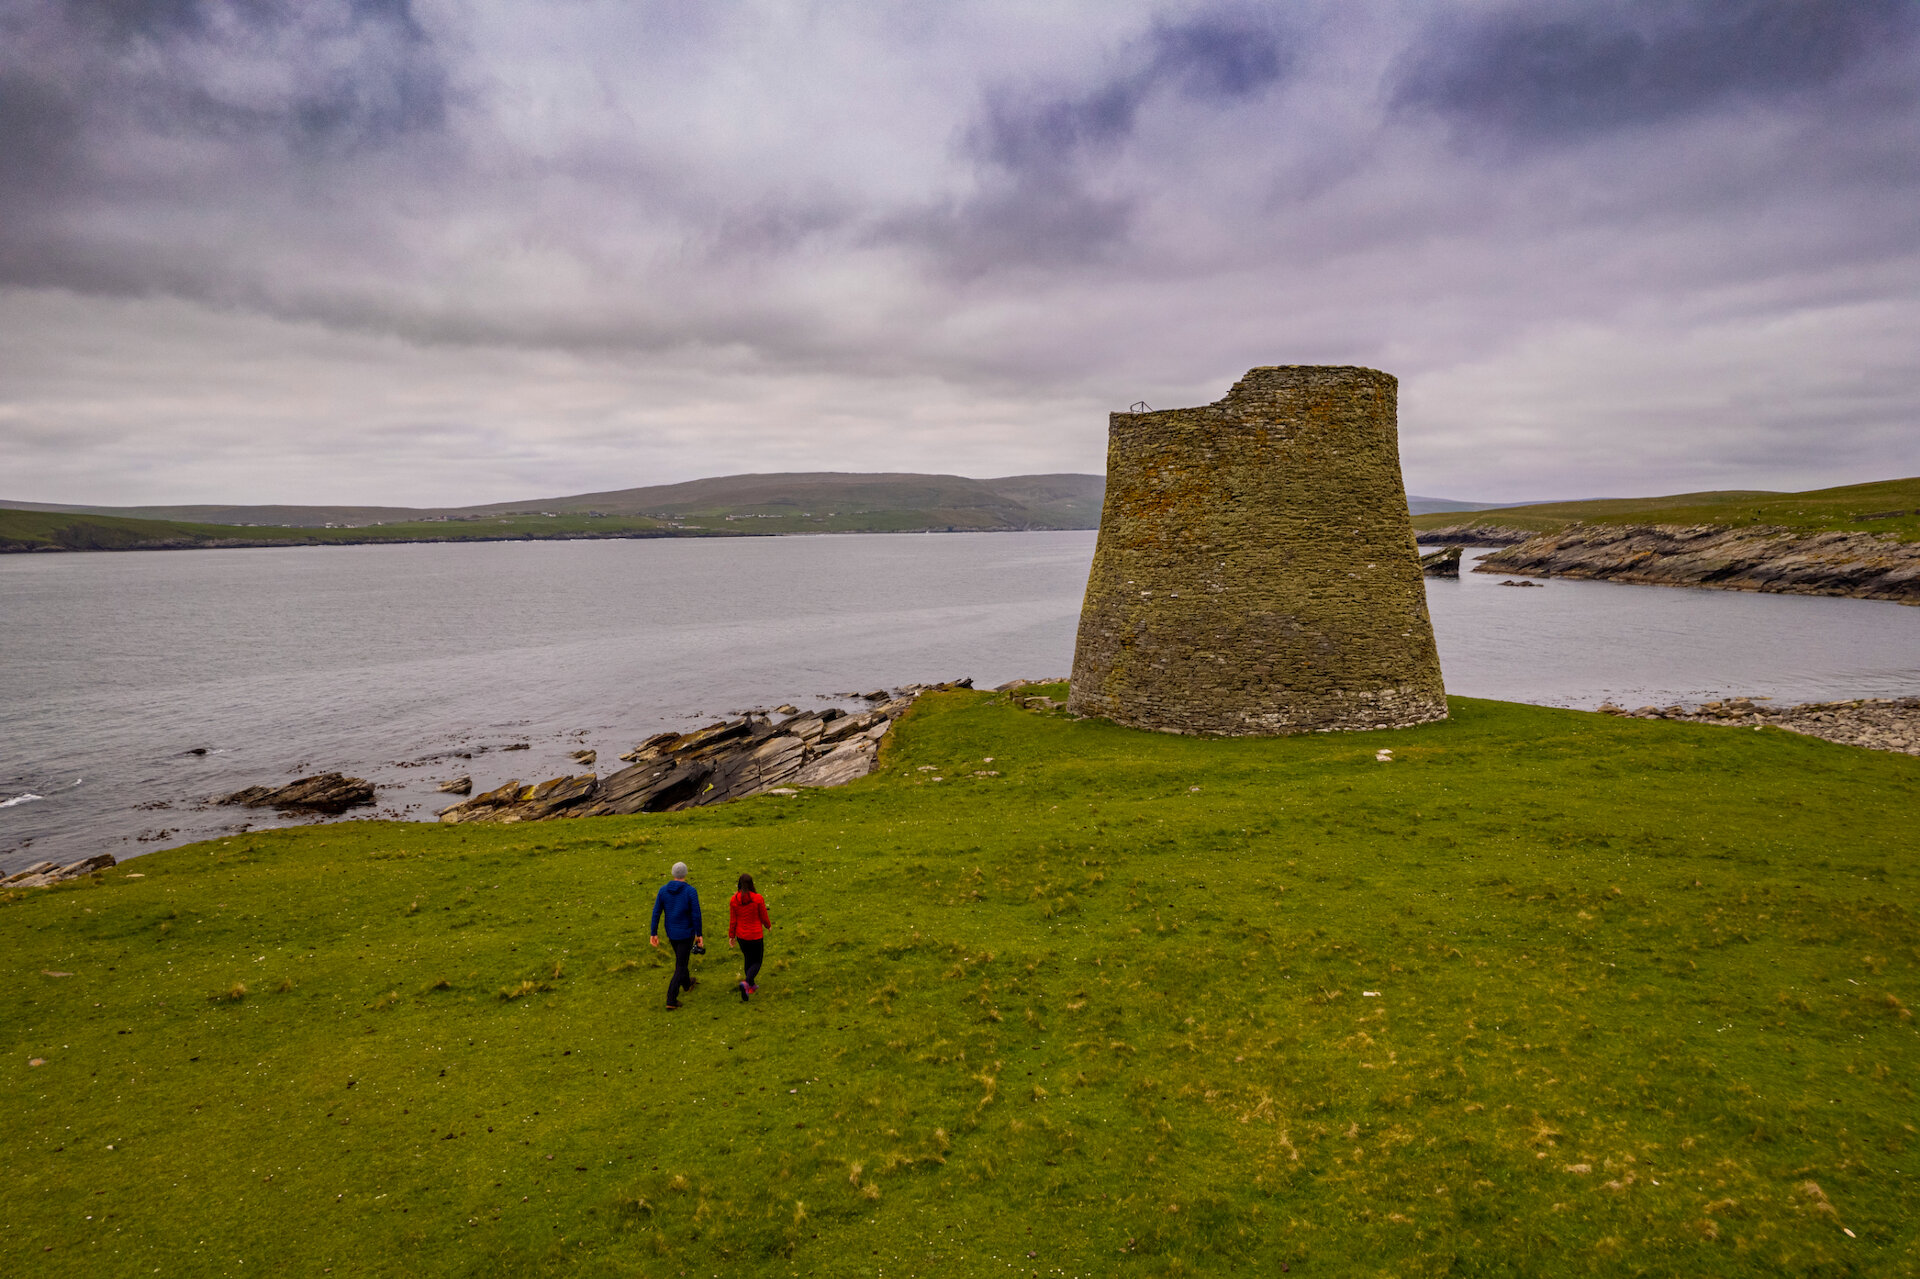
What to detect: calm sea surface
<box><xmin>3</xmin><ymin>533</ymin><xmax>1916</xmax><ymax>873</ymax></box>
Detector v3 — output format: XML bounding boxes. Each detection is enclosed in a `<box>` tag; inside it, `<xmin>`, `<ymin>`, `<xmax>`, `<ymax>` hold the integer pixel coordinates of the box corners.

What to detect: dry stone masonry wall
<box><xmin>1068</xmin><ymin>365</ymin><xmax>1447</xmax><ymax>735</ymax></box>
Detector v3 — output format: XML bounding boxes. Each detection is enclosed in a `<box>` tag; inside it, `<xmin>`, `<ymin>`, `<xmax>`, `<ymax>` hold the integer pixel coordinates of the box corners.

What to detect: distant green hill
<box><xmin>14</xmin><ymin>473</ymin><xmax>1917</xmax><ymax>553</ymax></box>
<box><xmin>474</xmin><ymin>472</ymin><xmax>1108</xmax><ymax>533</ymax></box>
<box><xmin>473</xmin><ymin>472</ymin><xmax>1082</xmax><ymax>522</ymax></box>
<box><xmin>0</xmin><ymin>472</ymin><xmax>1110</xmax><ymax>533</ymax></box>
<box><xmin>2</xmin><ymin>473</ymin><xmax>1535</xmax><ymax>545</ymax></box>
<box><xmin>0</xmin><ymin>472</ymin><xmax>1108</xmax><ymax>551</ymax></box>
<box><xmin>1413</xmin><ymin>476</ymin><xmax>1920</xmax><ymax>543</ymax></box>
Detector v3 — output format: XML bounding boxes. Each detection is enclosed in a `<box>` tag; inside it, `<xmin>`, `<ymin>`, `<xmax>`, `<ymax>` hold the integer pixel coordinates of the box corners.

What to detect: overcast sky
<box><xmin>3</xmin><ymin>0</ymin><xmax>1917</xmax><ymax>506</ymax></box>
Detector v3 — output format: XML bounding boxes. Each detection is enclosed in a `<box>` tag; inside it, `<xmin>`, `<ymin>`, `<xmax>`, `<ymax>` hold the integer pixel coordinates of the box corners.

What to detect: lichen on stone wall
<box><xmin>1067</xmin><ymin>364</ymin><xmax>1447</xmax><ymax>735</ymax></box>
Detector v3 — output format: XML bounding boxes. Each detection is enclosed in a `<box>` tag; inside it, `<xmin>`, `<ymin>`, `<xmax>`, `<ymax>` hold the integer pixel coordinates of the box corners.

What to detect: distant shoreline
<box><xmin>0</xmin><ymin>524</ymin><xmax>1114</xmax><ymax>555</ymax></box>
<box><xmin>0</xmin><ymin>527</ymin><xmax>750</xmax><ymax>555</ymax></box>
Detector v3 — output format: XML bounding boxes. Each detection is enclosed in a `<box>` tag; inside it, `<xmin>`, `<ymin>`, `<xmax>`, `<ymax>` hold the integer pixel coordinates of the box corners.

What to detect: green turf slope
<box><xmin>4</xmin><ymin>691</ymin><xmax>1916</xmax><ymax>1276</ymax></box>
<box><xmin>1412</xmin><ymin>476</ymin><xmax>1920</xmax><ymax>544</ymax></box>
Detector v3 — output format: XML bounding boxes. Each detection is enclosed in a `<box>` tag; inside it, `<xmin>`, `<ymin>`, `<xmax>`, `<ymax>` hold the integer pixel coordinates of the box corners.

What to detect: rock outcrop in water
<box><xmin>1473</xmin><ymin>524</ymin><xmax>1920</xmax><ymax>605</ymax></box>
<box><xmin>219</xmin><ymin>773</ymin><xmax>376</xmax><ymax>813</ymax></box>
<box><xmin>435</xmin><ymin>681</ymin><xmax>969</xmax><ymax>825</ymax></box>
<box><xmin>1419</xmin><ymin>545</ymin><xmax>1462</xmax><ymax>577</ymax></box>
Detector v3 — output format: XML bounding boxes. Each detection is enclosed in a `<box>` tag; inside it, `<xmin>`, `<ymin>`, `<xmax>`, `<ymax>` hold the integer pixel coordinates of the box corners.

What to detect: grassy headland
<box><xmin>4</xmin><ymin>690</ymin><xmax>1916</xmax><ymax>1276</ymax></box>
<box><xmin>0</xmin><ymin>508</ymin><xmax>702</xmax><ymax>553</ymax></box>
<box><xmin>1413</xmin><ymin>476</ymin><xmax>1920</xmax><ymax>543</ymax></box>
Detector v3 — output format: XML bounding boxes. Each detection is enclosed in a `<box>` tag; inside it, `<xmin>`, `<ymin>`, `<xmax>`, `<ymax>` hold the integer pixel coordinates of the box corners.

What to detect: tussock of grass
<box><xmin>2</xmin><ymin>691</ymin><xmax>1916</xmax><ymax>1274</ymax></box>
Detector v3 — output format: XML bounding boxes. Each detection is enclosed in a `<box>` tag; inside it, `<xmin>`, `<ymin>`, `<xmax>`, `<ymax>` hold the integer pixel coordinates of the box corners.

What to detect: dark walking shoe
<box><xmin>665</xmin><ymin>1003</ymin><xmax>681</xmax><ymax>1011</ymax></box>
<box><xmin>737</xmin><ymin>980</ymin><xmax>750</xmax><ymax>1002</ymax></box>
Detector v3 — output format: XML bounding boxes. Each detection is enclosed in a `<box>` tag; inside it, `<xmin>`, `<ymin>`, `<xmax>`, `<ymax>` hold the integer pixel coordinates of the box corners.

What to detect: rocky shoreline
<box><xmin>2</xmin><ymin>679</ymin><xmax>998</xmax><ymax>888</ymax></box>
<box><xmin>432</xmin><ymin>679</ymin><xmax>984</xmax><ymax>824</ymax></box>
<box><xmin>1470</xmin><ymin>524</ymin><xmax>1920</xmax><ymax>605</ymax></box>
<box><xmin>206</xmin><ymin>681</ymin><xmax>978</xmax><ymax>832</ymax></box>
<box><xmin>10</xmin><ymin>678</ymin><xmax>1908</xmax><ymax>892</ymax></box>
<box><xmin>1598</xmin><ymin>695</ymin><xmax>1920</xmax><ymax>755</ymax></box>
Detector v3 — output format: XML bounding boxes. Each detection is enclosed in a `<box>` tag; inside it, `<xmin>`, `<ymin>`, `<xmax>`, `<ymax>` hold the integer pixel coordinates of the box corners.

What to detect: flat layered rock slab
<box><xmin>585</xmin><ymin>759</ymin><xmax>714</xmax><ymax>817</ymax></box>
<box><xmin>219</xmin><ymin>773</ymin><xmax>375</xmax><ymax>814</ymax></box>
<box><xmin>789</xmin><ymin>740</ymin><xmax>879</xmax><ymax>788</ymax></box>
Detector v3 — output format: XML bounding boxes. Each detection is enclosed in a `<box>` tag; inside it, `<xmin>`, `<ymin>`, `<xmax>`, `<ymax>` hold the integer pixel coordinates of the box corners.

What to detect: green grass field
<box><xmin>5</xmin><ymin>690</ymin><xmax>1916</xmax><ymax>1276</ymax></box>
<box><xmin>1412</xmin><ymin>476</ymin><xmax>1920</xmax><ymax>544</ymax></box>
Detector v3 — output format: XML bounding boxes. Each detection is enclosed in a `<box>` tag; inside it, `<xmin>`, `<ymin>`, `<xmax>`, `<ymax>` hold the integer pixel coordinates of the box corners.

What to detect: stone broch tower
<box><xmin>1067</xmin><ymin>365</ymin><xmax>1447</xmax><ymax>735</ymax></box>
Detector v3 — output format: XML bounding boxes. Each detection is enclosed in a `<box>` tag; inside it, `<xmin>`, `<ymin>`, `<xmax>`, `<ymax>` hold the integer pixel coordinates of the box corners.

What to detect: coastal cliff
<box><xmin>1474</xmin><ymin>524</ymin><xmax>1920</xmax><ymax>604</ymax></box>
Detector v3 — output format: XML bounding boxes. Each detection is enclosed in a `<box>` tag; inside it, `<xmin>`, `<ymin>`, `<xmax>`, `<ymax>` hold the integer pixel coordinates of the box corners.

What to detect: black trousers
<box><xmin>739</xmin><ymin>938</ymin><xmax>764</xmax><ymax>986</ymax></box>
<box><xmin>667</xmin><ymin>937</ymin><xmax>694</xmax><ymax>1005</ymax></box>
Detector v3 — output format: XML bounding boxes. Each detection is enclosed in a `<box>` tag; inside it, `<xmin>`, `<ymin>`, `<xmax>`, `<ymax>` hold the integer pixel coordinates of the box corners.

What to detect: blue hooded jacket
<box><xmin>651</xmin><ymin>879</ymin><xmax>702</xmax><ymax>941</ymax></box>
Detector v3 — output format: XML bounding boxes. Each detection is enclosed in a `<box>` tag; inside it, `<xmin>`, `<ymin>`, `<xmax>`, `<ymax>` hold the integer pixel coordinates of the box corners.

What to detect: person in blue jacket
<box><xmin>649</xmin><ymin>861</ymin><xmax>705</xmax><ymax>1010</ymax></box>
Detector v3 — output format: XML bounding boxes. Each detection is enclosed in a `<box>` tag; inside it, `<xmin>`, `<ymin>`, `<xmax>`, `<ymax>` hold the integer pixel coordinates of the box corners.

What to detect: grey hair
<box><xmin>671</xmin><ymin>862</ymin><xmax>688</xmax><ymax>879</ymax></box>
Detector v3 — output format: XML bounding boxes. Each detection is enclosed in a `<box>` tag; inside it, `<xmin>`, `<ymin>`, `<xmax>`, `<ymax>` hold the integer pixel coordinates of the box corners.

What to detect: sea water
<box><xmin>3</xmin><ymin>534</ymin><xmax>1916</xmax><ymax>872</ymax></box>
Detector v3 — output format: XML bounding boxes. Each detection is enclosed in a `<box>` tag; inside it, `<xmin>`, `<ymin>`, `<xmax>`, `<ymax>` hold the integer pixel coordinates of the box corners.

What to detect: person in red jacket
<box><xmin>728</xmin><ymin>872</ymin><xmax>771</xmax><ymax>1001</ymax></box>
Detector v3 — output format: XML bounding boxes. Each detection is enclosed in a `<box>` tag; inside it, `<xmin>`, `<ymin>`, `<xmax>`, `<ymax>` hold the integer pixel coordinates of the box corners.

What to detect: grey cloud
<box><xmin>0</xmin><ymin>0</ymin><xmax>447</xmax><ymax>221</ymax></box>
<box><xmin>892</xmin><ymin>6</ymin><xmax>1294</xmax><ymax>271</ymax></box>
<box><xmin>879</xmin><ymin>182</ymin><xmax>1134</xmax><ymax>275</ymax></box>
<box><xmin>971</xmin><ymin>8</ymin><xmax>1292</xmax><ymax>173</ymax></box>
<box><xmin>1394</xmin><ymin>0</ymin><xmax>1919</xmax><ymax>144</ymax></box>
<box><xmin>0</xmin><ymin>69</ymin><xmax>82</xmax><ymax>203</ymax></box>
<box><xmin>0</xmin><ymin>0</ymin><xmax>452</xmax><ymax>313</ymax></box>
<box><xmin>79</xmin><ymin>0</ymin><xmax>447</xmax><ymax>153</ymax></box>
<box><xmin>62</xmin><ymin>0</ymin><xmax>208</xmax><ymax>41</ymax></box>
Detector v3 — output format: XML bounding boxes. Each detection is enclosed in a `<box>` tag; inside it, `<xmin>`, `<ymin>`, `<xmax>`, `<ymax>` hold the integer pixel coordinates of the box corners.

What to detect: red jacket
<box><xmin>729</xmin><ymin>892</ymin><xmax>770</xmax><ymax>941</ymax></box>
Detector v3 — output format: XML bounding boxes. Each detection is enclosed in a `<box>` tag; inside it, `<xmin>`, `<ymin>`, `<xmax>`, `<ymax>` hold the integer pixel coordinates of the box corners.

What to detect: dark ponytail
<box><xmin>736</xmin><ymin>872</ymin><xmax>756</xmax><ymax>902</ymax></box>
